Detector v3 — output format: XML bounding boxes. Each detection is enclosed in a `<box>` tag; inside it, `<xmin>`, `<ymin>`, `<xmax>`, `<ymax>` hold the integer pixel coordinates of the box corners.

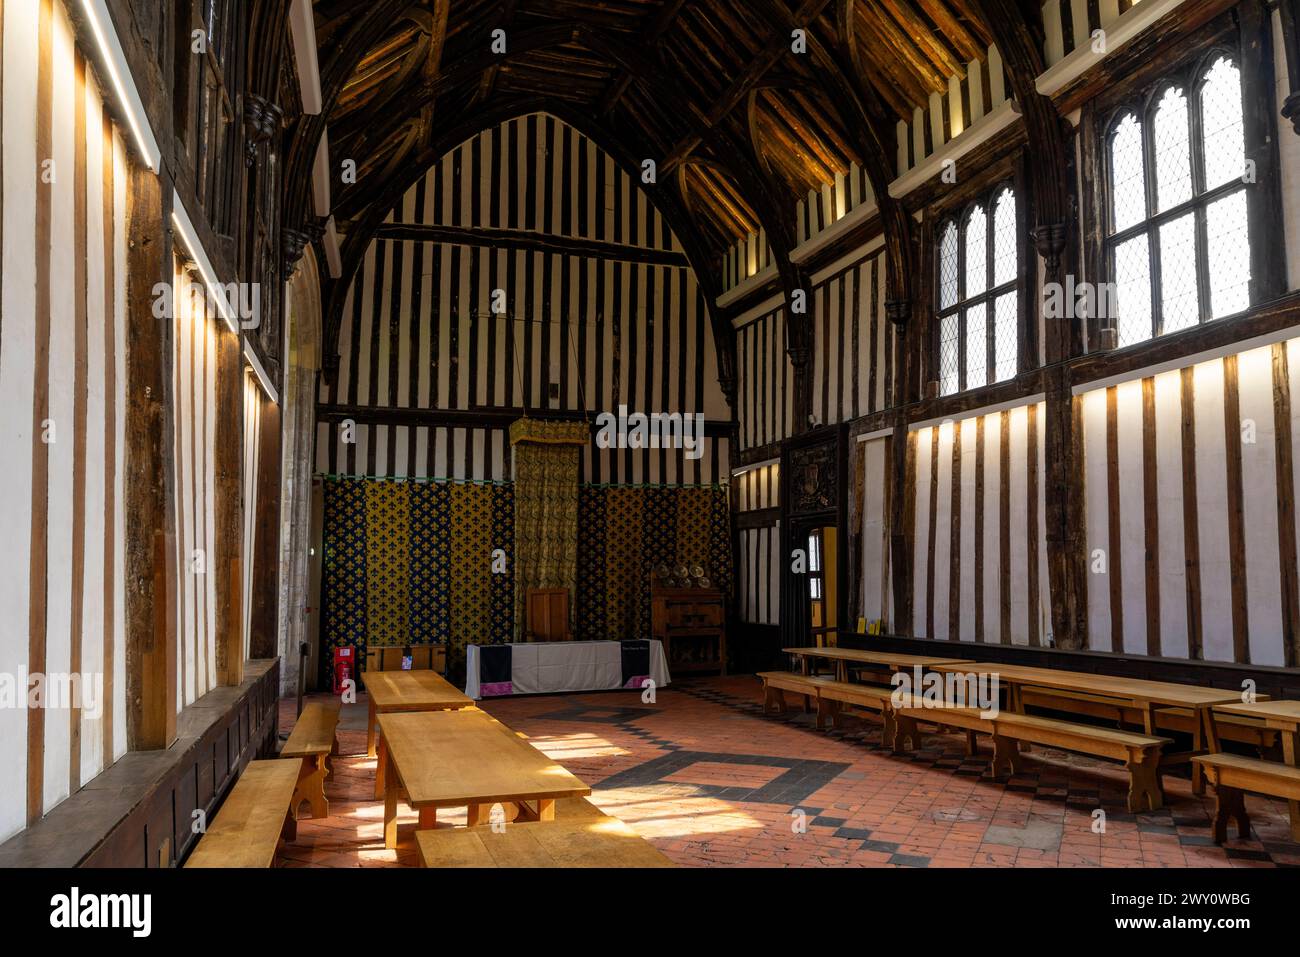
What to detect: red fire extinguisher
<box><xmin>332</xmin><ymin>646</ymin><xmax>354</xmax><ymax>695</ymax></box>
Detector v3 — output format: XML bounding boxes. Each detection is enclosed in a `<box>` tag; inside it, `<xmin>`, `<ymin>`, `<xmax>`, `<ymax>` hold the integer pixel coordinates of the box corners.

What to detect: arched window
<box><xmin>1105</xmin><ymin>53</ymin><xmax>1249</xmax><ymax>347</ymax></box>
<box><xmin>935</xmin><ymin>183</ymin><xmax>1018</xmax><ymax>397</ymax></box>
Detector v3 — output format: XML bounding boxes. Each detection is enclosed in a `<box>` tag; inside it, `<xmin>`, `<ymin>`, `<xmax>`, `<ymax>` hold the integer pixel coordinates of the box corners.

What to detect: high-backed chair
<box><xmin>525</xmin><ymin>588</ymin><xmax>573</xmax><ymax>642</ymax></box>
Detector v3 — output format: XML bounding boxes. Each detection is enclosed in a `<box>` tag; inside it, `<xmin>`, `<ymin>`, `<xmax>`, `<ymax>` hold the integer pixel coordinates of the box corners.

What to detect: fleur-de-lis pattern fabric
<box><xmin>365</xmin><ymin>481</ymin><xmax>410</xmax><ymax>645</ymax></box>
<box><xmin>576</xmin><ymin>484</ymin><xmax>732</xmax><ymax>640</ymax></box>
<box><xmin>322</xmin><ymin>480</ymin><xmax>368</xmax><ymax>686</ymax></box>
<box><xmin>321</xmin><ymin>478</ymin><xmax>729</xmax><ymax>676</ymax></box>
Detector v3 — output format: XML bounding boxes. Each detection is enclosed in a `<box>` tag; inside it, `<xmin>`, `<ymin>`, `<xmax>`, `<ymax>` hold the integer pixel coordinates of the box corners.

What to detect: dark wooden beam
<box><xmin>474</xmin><ymin>0</ymin><xmax>520</xmax><ymax>105</ymax></box>
<box><xmin>1282</xmin><ymin>0</ymin><xmax>1300</xmax><ymax>133</ymax></box>
<box><xmin>373</xmin><ymin>221</ymin><xmax>691</xmax><ymax>266</ymax></box>
<box><xmin>660</xmin><ymin>0</ymin><xmax>835</xmax><ymax>176</ymax></box>
<box><xmin>597</xmin><ymin>0</ymin><xmax>687</xmax><ymax>115</ymax></box>
<box><xmin>124</xmin><ymin>167</ymin><xmax>177</xmax><ymax>751</ymax></box>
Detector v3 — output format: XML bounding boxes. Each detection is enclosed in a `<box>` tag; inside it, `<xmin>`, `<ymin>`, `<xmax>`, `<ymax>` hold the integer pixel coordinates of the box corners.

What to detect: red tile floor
<box><xmin>278</xmin><ymin>676</ymin><xmax>1300</xmax><ymax>868</ymax></box>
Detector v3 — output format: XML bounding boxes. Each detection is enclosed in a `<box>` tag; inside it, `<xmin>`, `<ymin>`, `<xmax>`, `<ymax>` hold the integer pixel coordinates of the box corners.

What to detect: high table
<box><xmin>378</xmin><ymin>709</ymin><xmax>591</xmax><ymax>849</ymax></box>
<box><xmin>929</xmin><ymin>661</ymin><xmax>1244</xmax><ymax>792</ymax></box>
<box><xmin>464</xmin><ymin>638</ymin><xmax>670</xmax><ymax>699</ymax></box>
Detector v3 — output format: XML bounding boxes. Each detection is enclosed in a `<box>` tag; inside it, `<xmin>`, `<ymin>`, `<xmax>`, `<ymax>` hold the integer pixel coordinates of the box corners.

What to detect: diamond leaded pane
<box><xmin>1153</xmin><ymin>86</ymin><xmax>1192</xmax><ymax>213</ymax></box>
<box><xmin>993</xmin><ymin>292</ymin><xmax>1017</xmax><ymax>382</ymax></box>
<box><xmin>1114</xmin><ymin>233</ymin><xmax>1153</xmax><ymax>347</ymax></box>
<box><xmin>1201</xmin><ymin>57</ymin><xmax>1245</xmax><ymax>192</ymax></box>
<box><xmin>965</xmin><ymin>205</ymin><xmax>987</xmax><ymax>297</ymax></box>
<box><xmin>1158</xmin><ymin>212</ymin><xmax>1199</xmax><ymax>333</ymax></box>
<box><xmin>992</xmin><ymin>188</ymin><xmax>1016</xmax><ymax>287</ymax></box>
<box><xmin>1206</xmin><ymin>189</ymin><xmax>1250</xmax><ymax>318</ymax></box>
<box><xmin>938</xmin><ymin>221</ymin><xmax>958</xmax><ymax>310</ymax></box>
<box><xmin>939</xmin><ymin>312</ymin><xmax>960</xmax><ymax>396</ymax></box>
<box><xmin>1110</xmin><ymin>113</ymin><xmax>1146</xmax><ymax>233</ymax></box>
<box><xmin>965</xmin><ymin>303</ymin><xmax>987</xmax><ymax>390</ymax></box>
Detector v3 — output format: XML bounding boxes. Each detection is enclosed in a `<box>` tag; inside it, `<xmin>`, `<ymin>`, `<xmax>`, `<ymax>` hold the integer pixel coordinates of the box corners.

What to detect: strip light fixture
<box><xmin>78</xmin><ymin>0</ymin><xmax>161</xmax><ymax>172</ymax></box>
<box><xmin>243</xmin><ymin>340</ymin><xmax>280</xmax><ymax>406</ymax></box>
<box><xmin>170</xmin><ymin>190</ymin><xmax>239</xmax><ymax>333</ymax></box>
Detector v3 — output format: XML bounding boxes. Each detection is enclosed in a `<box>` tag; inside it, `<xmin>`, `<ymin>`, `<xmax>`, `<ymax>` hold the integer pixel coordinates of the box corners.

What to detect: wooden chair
<box><xmin>524</xmin><ymin>588</ymin><xmax>572</xmax><ymax>641</ymax></box>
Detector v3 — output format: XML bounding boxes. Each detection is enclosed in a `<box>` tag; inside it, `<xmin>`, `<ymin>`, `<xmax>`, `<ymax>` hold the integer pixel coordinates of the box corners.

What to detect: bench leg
<box><xmin>1210</xmin><ymin>785</ymin><xmax>1250</xmax><ymax>844</ymax></box>
<box><xmin>963</xmin><ymin>730</ymin><xmax>978</xmax><ymax>757</ymax></box>
<box><xmin>880</xmin><ymin>708</ymin><xmax>897</xmax><ymax>750</ymax></box>
<box><xmin>282</xmin><ymin>810</ymin><xmax>297</xmax><ymax>845</ymax></box>
<box><xmin>815</xmin><ymin>696</ymin><xmax>833</xmax><ymax>731</ymax></box>
<box><xmin>1125</xmin><ymin>749</ymin><xmax>1164</xmax><ymax>813</ymax></box>
<box><xmin>990</xmin><ymin>734</ymin><xmax>1021</xmax><ymax>778</ymax></box>
<box><xmin>803</xmin><ymin>693</ymin><xmax>813</xmax><ymax>714</ymax></box>
<box><xmin>770</xmin><ymin>688</ymin><xmax>787</xmax><ymax>715</ymax></box>
<box><xmin>292</xmin><ymin>755</ymin><xmax>330</xmax><ymax>822</ymax></box>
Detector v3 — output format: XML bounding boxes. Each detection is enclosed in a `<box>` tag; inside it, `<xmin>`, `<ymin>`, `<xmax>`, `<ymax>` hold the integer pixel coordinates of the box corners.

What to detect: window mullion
<box><xmin>987</xmin><ymin>189</ymin><xmax>996</xmax><ymax>381</ymax></box>
<box><xmin>1188</xmin><ymin>78</ymin><xmax>1212</xmax><ymax>324</ymax></box>
<box><xmin>957</xmin><ymin>216</ymin><xmax>967</xmax><ymax>393</ymax></box>
<box><xmin>1143</xmin><ymin>114</ymin><xmax>1162</xmax><ymax>341</ymax></box>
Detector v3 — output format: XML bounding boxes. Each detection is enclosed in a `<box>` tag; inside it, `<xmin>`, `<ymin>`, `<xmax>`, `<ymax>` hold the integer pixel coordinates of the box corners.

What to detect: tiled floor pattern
<box><xmin>278</xmin><ymin>676</ymin><xmax>1300</xmax><ymax>868</ymax></box>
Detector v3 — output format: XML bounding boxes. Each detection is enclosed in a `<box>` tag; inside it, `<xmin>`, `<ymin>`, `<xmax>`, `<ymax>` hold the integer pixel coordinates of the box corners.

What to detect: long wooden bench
<box><xmin>757</xmin><ymin>671</ymin><xmax>828</xmax><ymax>716</ymax></box>
<box><xmin>185</xmin><ymin>760</ymin><xmax>302</xmax><ymax>868</ymax></box>
<box><xmin>814</xmin><ymin>680</ymin><xmax>914</xmax><ymax>752</ymax></box>
<box><xmin>1021</xmin><ymin>688</ymin><xmax>1278</xmax><ymax>750</ymax></box>
<box><xmin>415</xmin><ymin>797</ymin><xmax>674</xmax><ymax>868</ymax></box>
<box><xmin>893</xmin><ymin>697</ymin><xmax>1168</xmax><ymax>809</ymax></box>
<box><xmin>994</xmin><ymin>713</ymin><xmax>1169</xmax><ymax>811</ymax></box>
<box><xmin>1193</xmin><ymin>753</ymin><xmax>1300</xmax><ymax>843</ymax></box>
<box><xmin>892</xmin><ymin>696</ymin><xmax>1015</xmax><ymax>773</ymax></box>
<box><xmin>281</xmin><ymin>699</ymin><xmax>342</xmax><ymax>823</ymax></box>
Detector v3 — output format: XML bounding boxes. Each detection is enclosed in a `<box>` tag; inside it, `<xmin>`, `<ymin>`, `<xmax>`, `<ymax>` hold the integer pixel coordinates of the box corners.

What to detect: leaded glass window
<box><xmin>934</xmin><ymin>183</ymin><xmax>1018</xmax><ymax>396</ymax></box>
<box><xmin>1104</xmin><ymin>53</ymin><xmax>1250</xmax><ymax>347</ymax></box>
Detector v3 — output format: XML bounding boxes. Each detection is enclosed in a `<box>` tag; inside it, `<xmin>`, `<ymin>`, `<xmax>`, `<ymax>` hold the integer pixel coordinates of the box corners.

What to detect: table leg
<box><xmin>374</xmin><ymin>733</ymin><xmax>388</xmax><ymax>800</ymax></box>
<box><xmin>537</xmin><ymin>799</ymin><xmax>556</xmax><ymax>821</ymax></box>
<box><xmin>1282</xmin><ymin>730</ymin><xmax>1300</xmax><ymax>842</ymax></box>
<box><xmin>383</xmin><ymin>779</ymin><xmax>399</xmax><ymax>850</ymax></box>
<box><xmin>417</xmin><ymin>806</ymin><xmax>438</xmax><ymax>830</ymax></box>
<box><xmin>366</xmin><ymin>699</ymin><xmax>378</xmax><ymax>758</ymax></box>
<box><xmin>467</xmin><ymin>803</ymin><xmax>485</xmax><ymax>827</ymax></box>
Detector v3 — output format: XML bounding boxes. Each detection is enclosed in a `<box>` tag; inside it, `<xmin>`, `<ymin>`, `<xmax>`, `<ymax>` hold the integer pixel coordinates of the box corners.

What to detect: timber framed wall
<box><xmin>0</xmin><ymin>0</ymin><xmax>131</xmax><ymax>842</ymax></box>
<box><xmin>316</xmin><ymin>112</ymin><xmax>733</xmax><ymax>486</ymax></box>
<box><xmin>0</xmin><ymin>0</ymin><xmax>299</xmax><ymax>859</ymax></box>
<box><xmin>729</xmin><ymin>0</ymin><xmax>1300</xmax><ymax>674</ymax></box>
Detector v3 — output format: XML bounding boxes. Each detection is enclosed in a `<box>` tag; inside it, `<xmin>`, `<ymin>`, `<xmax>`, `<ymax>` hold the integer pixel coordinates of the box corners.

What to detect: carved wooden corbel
<box><xmin>243</xmin><ymin>93</ymin><xmax>283</xmax><ymax>167</ymax></box>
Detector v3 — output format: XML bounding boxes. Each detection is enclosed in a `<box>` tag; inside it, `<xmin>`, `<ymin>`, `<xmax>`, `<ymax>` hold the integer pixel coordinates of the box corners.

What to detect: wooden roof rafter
<box><xmin>660</xmin><ymin>0</ymin><xmax>836</xmax><ymax>177</ymax></box>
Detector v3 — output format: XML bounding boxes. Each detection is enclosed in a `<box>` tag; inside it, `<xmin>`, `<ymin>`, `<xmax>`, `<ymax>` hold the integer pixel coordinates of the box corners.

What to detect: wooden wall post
<box><xmin>214</xmin><ymin>330</ymin><xmax>244</xmax><ymax>686</ymax></box>
<box><xmin>250</xmin><ymin>395</ymin><xmax>282</xmax><ymax>659</ymax></box>
<box><xmin>124</xmin><ymin>170</ymin><xmax>177</xmax><ymax>749</ymax></box>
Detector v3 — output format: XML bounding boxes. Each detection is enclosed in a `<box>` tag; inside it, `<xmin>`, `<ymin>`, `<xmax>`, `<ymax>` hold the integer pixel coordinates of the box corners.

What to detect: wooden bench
<box><xmin>994</xmin><ymin>713</ymin><xmax>1169</xmax><ymax>812</ymax></box>
<box><xmin>185</xmin><ymin>760</ymin><xmax>302</xmax><ymax>867</ymax></box>
<box><xmin>415</xmin><ymin>797</ymin><xmax>673</xmax><ymax>868</ymax></box>
<box><xmin>281</xmin><ymin>699</ymin><xmax>342</xmax><ymax>823</ymax></box>
<box><xmin>1193</xmin><ymin>753</ymin><xmax>1300</xmax><ymax>843</ymax></box>
<box><xmin>1021</xmin><ymin>688</ymin><xmax>1278</xmax><ymax>750</ymax></box>
<box><xmin>757</xmin><ymin>671</ymin><xmax>827</xmax><ymax>716</ymax></box>
<box><xmin>892</xmin><ymin>696</ymin><xmax>1015</xmax><ymax>772</ymax></box>
<box><xmin>814</xmin><ymin>680</ymin><xmax>913</xmax><ymax>752</ymax></box>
